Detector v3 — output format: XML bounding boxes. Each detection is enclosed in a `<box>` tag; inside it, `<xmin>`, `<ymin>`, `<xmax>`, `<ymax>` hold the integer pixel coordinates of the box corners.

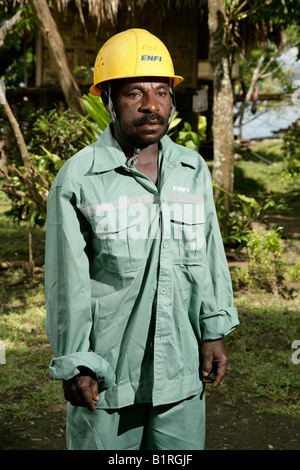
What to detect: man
<box><xmin>45</xmin><ymin>29</ymin><xmax>239</xmax><ymax>451</ymax></box>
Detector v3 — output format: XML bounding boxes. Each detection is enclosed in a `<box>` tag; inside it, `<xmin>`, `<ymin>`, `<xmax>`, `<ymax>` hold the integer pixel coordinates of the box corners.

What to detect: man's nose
<box><xmin>139</xmin><ymin>93</ymin><xmax>159</xmax><ymax>113</ymax></box>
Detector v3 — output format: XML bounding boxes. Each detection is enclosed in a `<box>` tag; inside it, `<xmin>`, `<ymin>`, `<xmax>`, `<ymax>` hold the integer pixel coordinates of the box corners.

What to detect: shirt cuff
<box><xmin>49</xmin><ymin>351</ymin><xmax>116</xmax><ymax>392</ymax></box>
<box><xmin>199</xmin><ymin>307</ymin><xmax>239</xmax><ymax>342</ymax></box>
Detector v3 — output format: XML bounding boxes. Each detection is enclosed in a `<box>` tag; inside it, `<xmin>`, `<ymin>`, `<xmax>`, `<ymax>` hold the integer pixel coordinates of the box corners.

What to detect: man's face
<box><xmin>112</xmin><ymin>77</ymin><xmax>172</xmax><ymax>149</ymax></box>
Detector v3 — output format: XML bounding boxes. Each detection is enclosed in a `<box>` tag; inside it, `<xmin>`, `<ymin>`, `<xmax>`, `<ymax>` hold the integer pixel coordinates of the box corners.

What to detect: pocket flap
<box><xmin>170</xmin><ymin>202</ymin><xmax>205</xmax><ymax>225</ymax></box>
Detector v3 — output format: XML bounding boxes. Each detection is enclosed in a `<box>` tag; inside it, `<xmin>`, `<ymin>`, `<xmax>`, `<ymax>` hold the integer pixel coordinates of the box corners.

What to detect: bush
<box><xmin>28</xmin><ymin>108</ymin><xmax>92</xmax><ymax>164</ymax></box>
<box><xmin>282</xmin><ymin>120</ymin><xmax>300</xmax><ymax>175</ymax></box>
<box><xmin>175</xmin><ymin>122</ymin><xmax>203</xmax><ymax>152</ymax></box>
<box><xmin>232</xmin><ymin>227</ymin><xmax>286</xmax><ymax>294</ymax></box>
<box><xmin>1</xmin><ymin>108</ymin><xmax>94</xmax><ymax>226</ymax></box>
<box><xmin>214</xmin><ymin>186</ymin><xmax>261</xmax><ymax>248</ymax></box>
<box><xmin>247</xmin><ymin>228</ymin><xmax>285</xmax><ymax>289</ymax></box>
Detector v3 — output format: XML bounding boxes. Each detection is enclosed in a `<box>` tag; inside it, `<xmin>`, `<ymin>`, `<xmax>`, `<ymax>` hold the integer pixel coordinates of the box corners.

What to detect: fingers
<box><xmin>202</xmin><ymin>370</ymin><xmax>216</xmax><ymax>382</ymax></box>
<box><xmin>63</xmin><ymin>375</ymin><xmax>99</xmax><ymax>412</ymax></box>
<box><xmin>78</xmin><ymin>378</ymin><xmax>97</xmax><ymax>412</ymax></box>
<box><xmin>201</xmin><ymin>339</ymin><xmax>229</xmax><ymax>388</ymax></box>
<box><xmin>63</xmin><ymin>379</ymin><xmax>80</xmax><ymax>405</ymax></box>
<box><xmin>203</xmin><ymin>362</ymin><xmax>227</xmax><ymax>388</ymax></box>
<box><xmin>208</xmin><ymin>368</ymin><xmax>224</xmax><ymax>388</ymax></box>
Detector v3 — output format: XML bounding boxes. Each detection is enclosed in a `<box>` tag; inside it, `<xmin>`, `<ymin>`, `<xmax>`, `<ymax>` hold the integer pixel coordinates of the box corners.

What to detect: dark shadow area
<box><xmin>233</xmin><ymin>164</ymin><xmax>266</xmax><ymax>196</ymax></box>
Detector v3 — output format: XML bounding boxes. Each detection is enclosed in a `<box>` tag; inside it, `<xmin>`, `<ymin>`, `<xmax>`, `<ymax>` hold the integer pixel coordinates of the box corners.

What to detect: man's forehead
<box><xmin>113</xmin><ymin>76</ymin><xmax>170</xmax><ymax>91</ymax></box>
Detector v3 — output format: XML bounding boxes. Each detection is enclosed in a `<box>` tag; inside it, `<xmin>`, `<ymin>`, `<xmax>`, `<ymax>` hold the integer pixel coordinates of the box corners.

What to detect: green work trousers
<box><xmin>66</xmin><ymin>393</ymin><xmax>205</xmax><ymax>450</ymax></box>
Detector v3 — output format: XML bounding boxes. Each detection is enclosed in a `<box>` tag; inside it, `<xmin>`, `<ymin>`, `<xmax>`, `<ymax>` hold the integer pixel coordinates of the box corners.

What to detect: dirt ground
<box><xmin>205</xmin><ymin>398</ymin><xmax>300</xmax><ymax>450</ymax></box>
<box><xmin>1</xmin><ymin>393</ymin><xmax>299</xmax><ymax>451</ymax></box>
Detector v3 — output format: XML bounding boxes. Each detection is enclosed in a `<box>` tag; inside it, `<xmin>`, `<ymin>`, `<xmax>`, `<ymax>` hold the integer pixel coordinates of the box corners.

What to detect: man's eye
<box><xmin>127</xmin><ymin>92</ymin><xmax>141</xmax><ymax>98</ymax></box>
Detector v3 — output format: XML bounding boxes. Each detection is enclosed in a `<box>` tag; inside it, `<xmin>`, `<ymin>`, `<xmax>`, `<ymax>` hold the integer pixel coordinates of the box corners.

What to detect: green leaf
<box><xmin>81</xmin><ymin>94</ymin><xmax>111</xmax><ymax>132</ymax></box>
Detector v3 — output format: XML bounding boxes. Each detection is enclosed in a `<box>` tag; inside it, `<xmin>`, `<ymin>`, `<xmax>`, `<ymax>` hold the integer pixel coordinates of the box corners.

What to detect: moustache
<box><xmin>133</xmin><ymin>114</ymin><xmax>166</xmax><ymax>127</ymax></box>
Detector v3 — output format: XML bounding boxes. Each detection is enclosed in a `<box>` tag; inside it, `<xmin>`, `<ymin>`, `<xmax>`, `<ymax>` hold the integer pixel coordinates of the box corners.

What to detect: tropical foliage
<box><xmin>282</xmin><ymin>120</ymin><xmax>300</xmax><ymax>174</ymax></box>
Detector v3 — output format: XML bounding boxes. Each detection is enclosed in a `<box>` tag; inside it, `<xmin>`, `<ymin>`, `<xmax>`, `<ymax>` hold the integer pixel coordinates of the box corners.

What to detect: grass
<box><xmin>0</xmin><ymin>140</ymin><xmax>300</xmax><ymax>426</ymax></box>
<box><xmin>207</xmin><ymin>292</ymin><xmax>300</xmax><ymax>416</ymax></box>
<box><xmin>234</xmin><ymin>141</ymin><xmax>300</xmax><ymax>209</ymax></box>
<box><xmin>0</xmin><ymin>192</ymin><xmax>45</xmax><ymax>270</ymax></box>
<box><xmin>0</xmin><ymin>284</ymin><xmax>64</xmax><ymax>420</ymax></box>
<box><xmin>0</xmin><ymin>285</ymin><xmax>65</xmax><ymax>421</ymax></box>
<box><xmin>0</xmin><ymin>192</ymin><xmax>64</xmax><ymax>421</ymax></box>
<box><xmin>206</xmin><ymin>140</ymin><xmax>300</xmax><ymax>415</ymax></box>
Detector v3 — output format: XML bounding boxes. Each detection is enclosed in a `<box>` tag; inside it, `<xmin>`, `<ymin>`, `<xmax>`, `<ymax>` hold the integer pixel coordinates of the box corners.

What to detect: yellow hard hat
<box><xmin>90</xmin><ymin>28</ymin><xmax>183</xmax><ymax>96</ymax></box>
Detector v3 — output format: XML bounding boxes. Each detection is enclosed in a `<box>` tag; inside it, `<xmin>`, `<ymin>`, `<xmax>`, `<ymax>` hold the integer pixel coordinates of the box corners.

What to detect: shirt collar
<box><xmin>91</xmin><ymin>125</ymin><xmax>127</xmax><ymax>173</ymax></box>
<box><xmin>160</xmin><ymin>134</ymin><xmax>198</xmax><ymax>170</ymax></box>
<box><xmin>91</xmin><ymin>125</ymin><xmax>198</xmax><ymax>173</ymax></box>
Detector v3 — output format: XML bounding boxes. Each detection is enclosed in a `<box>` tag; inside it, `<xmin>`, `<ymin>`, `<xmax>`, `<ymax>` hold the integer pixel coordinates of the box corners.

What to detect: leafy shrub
<box><xmin>247</xmin><ymin>227</ymin><xmax>285</xmax><ymax>290</ymax></box>
<box><xmin>231</xmin><ymin>266</ymin><xmax>251</xmax><ymax>291</ymax></box>
<box><xmin>81</xmin><ymin>93</ymin><xmax>111</xmax><ymax>138</ymax></box>
<box><xmin>282</xmin><ymin>120</ymin><xmax>300</xmax><ymax>174</ymax></box>
<box><xmin>214</xmin><ymin>185</ymin><xmax>261</xmax><ymax>248</ymax></box>
<box><xmin>232</xmin><ymin>227</ymin><xmax>286</xmax><ymax>294</ymax></box>
<box><xmin>1</xmin><ymin>107</ymin><xmax>95</xmax><ymax>226</ymax></box>
<box><xmin>286</xmin><ymin>262</ymin><xmax>300</xmax><ymax>283</ymax></box>
<box><xmin>175</xmin><ymin>122</ymin><xmax>203</xmax><ymax>152</ymax></box>
<box><xmin>28</xmin><ymin>108</ymin><xmax>92</xmax><ymax>163</ymax></box>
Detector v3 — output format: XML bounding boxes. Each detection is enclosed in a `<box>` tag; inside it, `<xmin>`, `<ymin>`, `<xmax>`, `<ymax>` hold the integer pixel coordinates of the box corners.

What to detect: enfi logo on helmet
<box><xmin>141</xmin><ymin>55</ymin><xmax>162</xmax><ymax>62</ymax></box>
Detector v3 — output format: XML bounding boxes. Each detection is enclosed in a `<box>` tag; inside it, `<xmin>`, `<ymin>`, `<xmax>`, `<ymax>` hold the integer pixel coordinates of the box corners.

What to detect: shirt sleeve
<box><xmin>44</xmin><ymin>183</ymin><xmax>115</xmax><ymax>391</ymax></box>
<box><xmin>199</xmin><ymin>166</ymin><xmax>239</xmax><ymax>342</ymax></box>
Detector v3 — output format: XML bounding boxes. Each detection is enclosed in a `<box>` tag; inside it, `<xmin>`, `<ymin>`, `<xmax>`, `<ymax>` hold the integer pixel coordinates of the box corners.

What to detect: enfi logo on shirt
<box><xmin>173</xmin><ymin>186</ymin><xmax>190</xmax><ymax>193</ymax></box>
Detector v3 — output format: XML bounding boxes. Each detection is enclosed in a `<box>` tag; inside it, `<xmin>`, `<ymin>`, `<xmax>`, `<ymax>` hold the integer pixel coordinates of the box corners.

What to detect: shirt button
<box><xmin>160</xmin><ymin>288</ymin><xmax>167</xmax><ymax>295</ymax></box>
<box><xmin>163</xmin><ymin>241</ymin><xmax>168</xmax><ymax>248</ymax></box>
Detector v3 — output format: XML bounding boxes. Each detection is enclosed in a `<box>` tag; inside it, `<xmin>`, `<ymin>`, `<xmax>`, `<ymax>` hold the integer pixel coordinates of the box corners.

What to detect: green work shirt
<box><xmin>45</xmin><ymin>125</ymin><xmax>239</xmax><ymax>409</ymax></box>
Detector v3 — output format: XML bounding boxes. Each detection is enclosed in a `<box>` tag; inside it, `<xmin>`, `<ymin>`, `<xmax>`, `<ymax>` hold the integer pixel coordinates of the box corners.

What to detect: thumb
<box><xmin>202</xmin><ymin>363</ymin><xmax>213</xmax><ymax>381</ymax></box>
<box><xmin>91</xmin><ymin>378</ymin><xmax>99</xmax><ymax>401</ymax></box>
<box><xmin>202</xmin><ymin>356</ymin><xmax>213</xmax><ymax>376</ymax></box>
<box><xmin>201</xmin><ymin>344</ymin><xmax>214</xmax><ymax>379</ymax></box>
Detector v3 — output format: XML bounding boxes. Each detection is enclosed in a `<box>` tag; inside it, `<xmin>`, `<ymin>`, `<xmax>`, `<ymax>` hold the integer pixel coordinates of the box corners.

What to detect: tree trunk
<box><xmin>0</xmin><ymin>10</ymin><xmax>22</xmax><ymax>50</ymax></box>
<box><xmin>0</xmin><ymin>87</ymin><xmax>51</xmax><ymax>215</ymax></box>
<box><xmin>28</xmin><ymin>0</ymin><xmax>86</xmax><ymax>114</ymax></box>
<box><xmin>0</xmin><ymin>85</ymin><xmax>31</xmax><ymax>169</ymax></box>
<box><xmin>208</xmin><ymin>0</ymin><xmax>234</xmax><ymax>200</ymax></box>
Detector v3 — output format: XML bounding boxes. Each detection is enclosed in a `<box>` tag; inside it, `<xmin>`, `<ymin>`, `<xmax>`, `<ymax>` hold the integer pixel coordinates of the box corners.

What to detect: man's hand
<box><xmin>201</xmin><ymin>339</ymin><xmax>228</xmax><ymax>388</ymax></box>
<box><xmin>63</xmin><ymin>367</ymin><xmax>99</xmax><ymax>412</ymax></box>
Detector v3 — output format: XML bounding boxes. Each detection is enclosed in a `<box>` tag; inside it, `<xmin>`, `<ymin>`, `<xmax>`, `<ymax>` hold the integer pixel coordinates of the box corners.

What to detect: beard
<box><xmin>119</xmin><ymin>113</ymin><xmax>169</xmax><ymax>149</ymax></box>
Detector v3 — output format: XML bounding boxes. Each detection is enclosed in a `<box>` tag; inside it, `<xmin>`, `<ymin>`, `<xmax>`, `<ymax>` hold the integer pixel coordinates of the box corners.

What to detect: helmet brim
<box><xmin>89</xmin><ymin>74</ymin><xmax>184</xmax><ymax>97</ymax></box>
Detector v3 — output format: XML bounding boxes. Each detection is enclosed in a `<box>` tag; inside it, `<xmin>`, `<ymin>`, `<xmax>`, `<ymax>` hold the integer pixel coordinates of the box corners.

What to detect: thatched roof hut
<box><xmin>2</xmin><ymin>1</ymin><xmax>284</xmax><ymax>129</ymax></box>
<box><xmin>32</xmin><ymin>0</ymin><xmax>209</xmax><ymax>123</ymax></box>
<box><xmin>37</xmin><ymin>1</ymin><xmax>201</xmax><ymax>90</ymax></box>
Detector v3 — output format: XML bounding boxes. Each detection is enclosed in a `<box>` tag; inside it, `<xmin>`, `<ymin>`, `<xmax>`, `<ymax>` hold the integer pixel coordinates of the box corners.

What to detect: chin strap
<box><xmin>168</xmin><ymin>83</ymin><xmax>176</xmax><ymax>128</ymax></box>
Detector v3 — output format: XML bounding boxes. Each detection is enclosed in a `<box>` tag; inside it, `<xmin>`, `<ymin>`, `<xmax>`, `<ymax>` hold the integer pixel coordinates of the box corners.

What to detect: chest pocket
<box><xmin>168</xmin><ymin>201</ymin><xmax>206</xmax><ymax>265</ymax></box>
<box><xmin>89</xmin><ymin>205</ymin><xmax>159</xmax><ymax>273</ymax></box>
